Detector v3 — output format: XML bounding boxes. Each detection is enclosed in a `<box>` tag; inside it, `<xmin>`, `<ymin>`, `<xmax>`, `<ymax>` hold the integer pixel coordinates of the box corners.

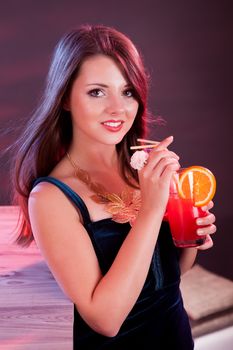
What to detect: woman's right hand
<box><xmin>138</xmin><ymin>136</ymin><xmax>180</xmax><ymax>214</ymax></box>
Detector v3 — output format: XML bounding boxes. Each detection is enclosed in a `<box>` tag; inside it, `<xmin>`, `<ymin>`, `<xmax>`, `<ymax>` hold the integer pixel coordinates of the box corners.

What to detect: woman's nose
<box><xmin>105</xmin><ymin>95</ymin><xmax>125</xmax><ymax>115</ymax></box>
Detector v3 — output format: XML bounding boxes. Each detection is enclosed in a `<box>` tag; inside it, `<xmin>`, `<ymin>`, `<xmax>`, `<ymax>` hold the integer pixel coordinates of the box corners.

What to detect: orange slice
<box><xmin>177</xmin><ymin>166</ymin><xmax>216</xmax><ymax>207</ymax></box>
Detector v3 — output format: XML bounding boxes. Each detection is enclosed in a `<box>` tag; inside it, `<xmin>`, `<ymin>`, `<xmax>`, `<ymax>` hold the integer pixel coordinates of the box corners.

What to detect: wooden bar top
<box><xmin>0</xmin><ymin>206</ymin><xmax>73</xmax><ymax>349</ymax></box>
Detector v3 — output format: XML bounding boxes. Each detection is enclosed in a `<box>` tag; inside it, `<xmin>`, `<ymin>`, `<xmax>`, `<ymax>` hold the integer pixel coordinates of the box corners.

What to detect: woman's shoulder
<box><xmin>29</xmin><ymin>178</ymin><xmax>66</xmax><ymax>212</ymax></box>
<box><xmin>30</xmin><ymin>178</ymin><xmax>57</xmax><ymax>198</ymax></box>
<box><xmin>29</xmin><ymin>171</ymin><xmax>88</xmax><ymax>211</ymax></box>
<box><xmin>30</xmin><ymin>155</ymin><xmax>78</xmax><ymax>200</ymax></box>
<box><xmin>30</xmin><ymin>152</ymin><xmax>77</xmax><ymax>202</ymax></box>
<box><xmin>29</xmin><ymin>176</ymin><xmax>83</xmax><ymax>226</ymax></box>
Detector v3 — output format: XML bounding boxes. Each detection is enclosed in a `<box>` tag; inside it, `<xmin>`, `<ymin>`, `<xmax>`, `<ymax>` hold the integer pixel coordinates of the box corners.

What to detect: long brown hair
<box><xmin>12</xmin><ymin>24</ymin><xmax>149</xmax><ymax>246</ymax></box>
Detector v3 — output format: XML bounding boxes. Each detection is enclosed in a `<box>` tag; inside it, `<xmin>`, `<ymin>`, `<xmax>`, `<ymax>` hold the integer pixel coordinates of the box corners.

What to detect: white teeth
<box><xmin>103</xmin><ymin>122</ymin><xmax>122</xmax><ymax>127</ymax></box>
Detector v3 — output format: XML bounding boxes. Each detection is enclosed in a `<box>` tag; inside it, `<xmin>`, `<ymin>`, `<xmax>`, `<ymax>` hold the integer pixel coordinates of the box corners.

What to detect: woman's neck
<box><xmin>68</xmin><ymin>143</ymin><xmax>119</xmax><ymax>172</ymax></box>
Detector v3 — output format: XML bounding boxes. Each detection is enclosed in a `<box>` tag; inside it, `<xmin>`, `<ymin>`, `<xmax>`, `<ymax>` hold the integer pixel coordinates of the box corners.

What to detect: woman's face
<box><xmin>66</xmin><ymin>54</ymin><xmax>139</xmax><ymax>147</ymax></box>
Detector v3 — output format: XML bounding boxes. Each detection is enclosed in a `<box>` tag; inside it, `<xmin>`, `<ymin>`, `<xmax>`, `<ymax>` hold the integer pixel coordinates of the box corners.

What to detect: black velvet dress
<box><xmin>34</xmin><ymin>177</ymin><xmax>194</xmax><ymax>350</ymax></box>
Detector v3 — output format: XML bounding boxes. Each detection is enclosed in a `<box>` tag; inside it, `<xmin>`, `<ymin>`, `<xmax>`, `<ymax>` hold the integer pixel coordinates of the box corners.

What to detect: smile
<box><xmin>101</xmin><ymin>120</ymin><xmax>124</xmax><ymax>132</ymax></box>
<box><xmin>103</xmin><ymin>121</ymin><xmax>123</xmax><ymax>127</ymax></box>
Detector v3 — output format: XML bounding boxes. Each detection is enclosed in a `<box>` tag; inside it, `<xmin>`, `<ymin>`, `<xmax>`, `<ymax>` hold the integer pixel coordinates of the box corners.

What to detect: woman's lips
<box><xmin>101</xmin><ymin>120</ymin><xmax>124</xmax><ymax>132</ymax></box>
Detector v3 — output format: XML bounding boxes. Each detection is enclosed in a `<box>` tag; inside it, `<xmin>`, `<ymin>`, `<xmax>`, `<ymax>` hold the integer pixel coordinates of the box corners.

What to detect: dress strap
<box><xmin>33</xmin><ymin>176</ymin><xmax>91</xmax><ymax>226</ymax></box>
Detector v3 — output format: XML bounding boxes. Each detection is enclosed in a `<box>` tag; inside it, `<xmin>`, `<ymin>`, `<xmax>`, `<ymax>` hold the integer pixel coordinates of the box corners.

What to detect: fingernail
<box><xmin>197</xmin><ymin>229</ymin><xmax>204</xmax><ymax>235</ymax></box>
<box><xmin>165</xmin><ymin>136</ymin><xmax>173</xmax><ymax>141</ymax></box>
<box><xmin>196</xmin><ymin>219</ymin><xmax>203</xmax><ymax>225</ymax></box>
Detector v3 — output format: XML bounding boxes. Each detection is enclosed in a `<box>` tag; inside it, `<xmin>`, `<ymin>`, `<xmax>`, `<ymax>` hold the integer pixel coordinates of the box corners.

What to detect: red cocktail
<box><xmin>167</xmin><ymin>195</ymin><xmax>207</xmax><ymax>247</ymax></box>
<box><xmin>166</xmin><ymin>166</ymin><xmax>216</xmax><ymax>248</ymax></box>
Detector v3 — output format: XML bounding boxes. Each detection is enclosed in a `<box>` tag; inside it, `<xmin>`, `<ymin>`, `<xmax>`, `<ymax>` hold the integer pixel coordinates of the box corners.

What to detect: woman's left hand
<box><xmin>196</xmin><ymin>200</ymin><xmax>216</xmax><ymax>250</ymax></box>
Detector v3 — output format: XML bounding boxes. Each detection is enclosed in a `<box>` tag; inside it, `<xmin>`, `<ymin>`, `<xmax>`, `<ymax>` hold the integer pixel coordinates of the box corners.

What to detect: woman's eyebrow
<box><xmin>86</xmin><ymin>83</ymin><xmax>131</xmax><ymax>88</ymax></box>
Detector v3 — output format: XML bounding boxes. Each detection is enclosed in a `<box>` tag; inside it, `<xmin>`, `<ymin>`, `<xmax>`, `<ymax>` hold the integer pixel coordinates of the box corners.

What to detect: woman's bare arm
<box><xmin>29</xmin><ymin>182</ymin><xmax>165</xmax><ymax>337</ymax></box>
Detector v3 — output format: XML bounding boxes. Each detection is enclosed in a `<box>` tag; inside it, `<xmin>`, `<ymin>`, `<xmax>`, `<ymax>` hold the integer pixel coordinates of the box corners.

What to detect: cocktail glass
<box><xmin>167</xmin><ymin>169</ymin><xmax>208</xmax><ymax>248</ymax></box>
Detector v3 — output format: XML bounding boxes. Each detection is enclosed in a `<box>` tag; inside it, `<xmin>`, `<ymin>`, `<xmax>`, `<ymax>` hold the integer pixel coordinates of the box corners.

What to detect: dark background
<box><xmin>0</xmin><ymin>1</ymin><xmax>232</xmax><ymax>279</ymax></box>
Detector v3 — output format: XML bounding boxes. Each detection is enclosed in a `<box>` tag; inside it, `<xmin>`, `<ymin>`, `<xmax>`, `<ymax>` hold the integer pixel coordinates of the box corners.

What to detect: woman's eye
<box><xmin>88</xmin><ymin>89</ymin><xmax>104</xmax><ymax>97</ymax></box>
<box><xmin>123</xmin><ymin>89</ymin><xmax>135</xmax><ymax>98</ymax></box>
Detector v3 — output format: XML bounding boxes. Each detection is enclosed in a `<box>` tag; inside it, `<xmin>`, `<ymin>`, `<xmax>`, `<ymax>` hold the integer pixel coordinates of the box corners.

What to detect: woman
<box><xmin>13</xmin><ymin>24</ymin><xmax>216</xmax><ymax>349</ymax></box>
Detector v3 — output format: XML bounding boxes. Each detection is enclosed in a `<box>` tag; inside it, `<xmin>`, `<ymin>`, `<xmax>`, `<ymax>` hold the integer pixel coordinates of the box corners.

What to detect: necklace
<box><xmin>66</xmin><ymin>152</ymin><xmax>141</xmax><ymax>226</ymax></box>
